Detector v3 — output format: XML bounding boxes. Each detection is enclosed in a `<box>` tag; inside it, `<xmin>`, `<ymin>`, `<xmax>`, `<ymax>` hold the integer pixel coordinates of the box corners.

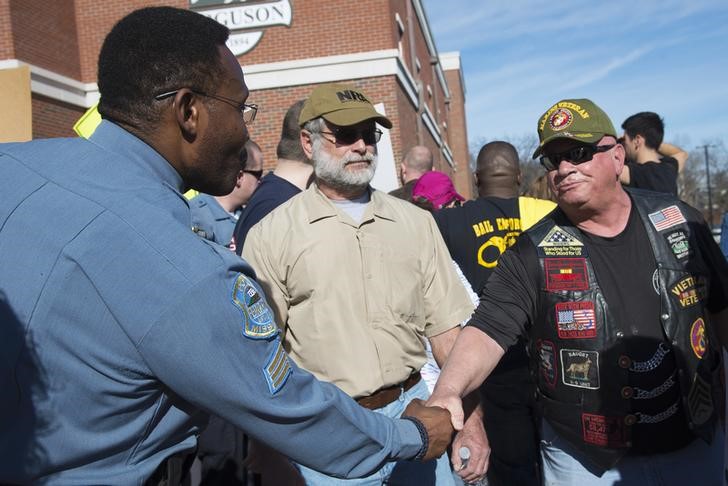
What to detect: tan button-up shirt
<box><xmin>243</xmin><ymin>184</ymin><xmax>474</xmax><ymax>398</ymax></box>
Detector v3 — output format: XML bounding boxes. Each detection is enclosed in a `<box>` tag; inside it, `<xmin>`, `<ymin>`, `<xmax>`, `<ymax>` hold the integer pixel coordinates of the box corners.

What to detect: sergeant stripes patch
<box><xmin>263</xmin><ymin>339</ymin><xmax>292</xmax><ymax>395</ymax></box>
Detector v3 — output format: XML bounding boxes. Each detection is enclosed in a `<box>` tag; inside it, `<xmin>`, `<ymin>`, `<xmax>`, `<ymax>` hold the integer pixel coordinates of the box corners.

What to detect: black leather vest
<box><xmin>527</xmin><ymin>190</ymin><xmax>720</xmax><ymax>471</ymax></box>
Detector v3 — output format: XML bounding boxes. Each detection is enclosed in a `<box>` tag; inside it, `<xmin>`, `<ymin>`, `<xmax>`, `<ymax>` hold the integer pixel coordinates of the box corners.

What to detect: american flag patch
<box><xmin>538</xmin><ymin>225</ymin><xmax>583</xmax><ymax>247</ymax></box>
<box><xmin>555</xmin><ymin>301</ymin><xmax>596</xmax><ymax>338</ymax></box>
<box><xmin>263</xmin><ymin>339</ymin><xmax>292</xmax><ymax>395</ymax></box>
<box><xmin>648</xmin><ymin>206</ymin><xmax>686</xmax><ymax>232</ymax></box>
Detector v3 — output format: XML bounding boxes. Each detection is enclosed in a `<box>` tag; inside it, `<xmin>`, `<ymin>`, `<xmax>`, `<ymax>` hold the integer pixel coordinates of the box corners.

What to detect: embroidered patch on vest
<box><xmin>561</xmin><ymin>349</ymin><xmax>599</xmax><ymax>389</ymax></box>
<box><xmin>670</xmin><ymin>275</ymin><xmax>707</xmax><ymax>309</ymax></box>
<box><xmin>537</xmin><ymin>340</ymin><xmax>557</xmax><ymax>388</ymax></box>
<box><xmin>664</xmin><ymin>229</ymin><xmax>692</xmax><ymax>261</ymax></box>
<box><xmin>648</xmin><ymin>205</ymin><xmax>686</xmax><ymax>232</ymax></box>
<box><xmin>690</xmin><ymin>317</ymin><xmax>707</xmax><ymax>358</ymax></box>
<box><xmin>687</xmin><ymin>374</ymin><xmax>713</xmax><ymax>425</ymax></box>
<box><xmin>581</xmin><ymin>413</ymin><xmax>629</xmax><ymax>448</ymax></box>
<box><xmin>231</xmin><ymin>274</ymin><xmax>278</xmax><ymax>340</ymax></box>
<box><xmin>537</xmin><ymin>226</ymin><xmax>586</xmax><ymax>257</ymax></box>
<box><xmin>263</xmin><ymin>339</ymin><xmax>292</xmax><ymax>395</ymax></box>
<box><xmin>555</xmin><ymin>302</ymin><xmax>596</xmax><ymax>339</ymax></box>
<box><xmin>545</xmin><ymin>258</ymin><xmax>588</xmax><ymax>291</ymax></box>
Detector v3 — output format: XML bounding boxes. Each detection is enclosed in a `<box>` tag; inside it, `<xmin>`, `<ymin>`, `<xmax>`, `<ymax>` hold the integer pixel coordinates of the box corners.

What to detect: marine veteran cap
<box><xmin>532</xmin><ymin>98</ymin><xmax>616</xmax><ymax>158</ymax></box>
<box><xmin>299</xmin><ymin>83</ymin><xmax>393</xmax><ymax>129</ymax></box>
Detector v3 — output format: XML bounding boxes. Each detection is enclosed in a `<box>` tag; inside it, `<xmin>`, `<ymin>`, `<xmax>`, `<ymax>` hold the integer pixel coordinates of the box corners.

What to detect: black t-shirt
<box><xmin>469</xmin><ymin>197</ymin><xmax>728</xmax><ymax>452</ymax></box>
<box><xmin>232</xmin><ymin>172</ymin><xmax>301</xmax><ymax>254</ymax></box>
<box><xmin>625</xmin><ymin>156</ymin><xmax>678</xmax><ymax>195</ymax></box>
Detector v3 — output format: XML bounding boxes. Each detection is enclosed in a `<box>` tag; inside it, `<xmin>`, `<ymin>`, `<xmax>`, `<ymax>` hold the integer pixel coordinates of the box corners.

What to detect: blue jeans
<box><xmin>296</xmin><ymin>379</ymin><xmax>455</xmax><ymax>485</ymax></box>
<box><xmin>541</xmin><ymin>419</ymin><xmax>724</xmax><ymax>486</ymax></box>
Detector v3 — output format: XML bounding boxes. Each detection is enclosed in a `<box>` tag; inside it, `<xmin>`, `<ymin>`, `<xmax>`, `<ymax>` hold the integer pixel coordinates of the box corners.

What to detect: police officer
<box><xmin>0</xmin><ymin>7</ymin><xmax>453</xmax><ymax>484</ymax></box>
<box><xmin>428</xmin><ymin>99</ymin><xmax>728</xmax><ymax>485</ymax></box>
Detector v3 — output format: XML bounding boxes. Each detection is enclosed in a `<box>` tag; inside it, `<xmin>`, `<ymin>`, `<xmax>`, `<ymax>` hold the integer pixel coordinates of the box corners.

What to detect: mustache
<box><xmin>343</xmin><ymin>152</ymin><xmax>376</xmax><ymax>165</ymax></box>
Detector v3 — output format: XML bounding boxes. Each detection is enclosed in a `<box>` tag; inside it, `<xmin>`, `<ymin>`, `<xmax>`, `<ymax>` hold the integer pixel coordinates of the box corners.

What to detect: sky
<box><xmin>422</xmin><ymin>0</ymin><xmax>728</xmax><ymax>154</ymax></box>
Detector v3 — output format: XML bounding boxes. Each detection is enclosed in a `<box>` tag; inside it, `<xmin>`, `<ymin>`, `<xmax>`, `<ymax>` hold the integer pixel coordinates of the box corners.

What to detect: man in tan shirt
<box><xmin>243</xmin><ymin>83</ymin><xmax>488</xmax><ymax>485</ymax></box>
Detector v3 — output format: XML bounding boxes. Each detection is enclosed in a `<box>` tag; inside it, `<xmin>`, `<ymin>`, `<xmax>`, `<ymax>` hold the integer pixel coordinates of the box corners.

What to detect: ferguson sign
<box><xmin>190</xmin><ymin>0</ymin><xmax>292</xmax><ymax>56</ymax></box>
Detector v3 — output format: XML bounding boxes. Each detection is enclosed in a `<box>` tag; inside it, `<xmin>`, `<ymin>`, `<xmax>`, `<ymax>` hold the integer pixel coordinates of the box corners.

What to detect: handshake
<box><xmin>401</xmin><ymin>398</ymin><xmax>455</xmax><ymax>461</ymax></box>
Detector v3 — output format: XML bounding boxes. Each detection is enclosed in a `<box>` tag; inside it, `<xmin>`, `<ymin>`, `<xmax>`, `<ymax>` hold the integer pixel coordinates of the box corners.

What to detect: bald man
<box><xmin>433</xmin><ymin>141</ymin><xmax>554</xmax><ymax>486</ymax></box>
<box><xmin>389</xmin><ymin>145</ymin><xmax>434</xmax><ymax>201</ymax></box>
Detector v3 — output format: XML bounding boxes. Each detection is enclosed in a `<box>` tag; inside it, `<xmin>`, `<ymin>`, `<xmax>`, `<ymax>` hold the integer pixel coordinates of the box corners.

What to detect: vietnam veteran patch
<box><xmin>263</xmin><ymin>339</ymin><xmax>292</xmax><ymax>395</ymax></box>
<box><xmin>670</xmin><ymin>275</ymin><xmax>707</xmax><ymax>309</ymax></box>
<box><xmin>545</xmin><ymin>258</ymin><xmax>588</xmax><ymax>291</ymax></box>
<box><xmin>231</xmin><ymin>274</ymin><xmax>278</xmax><ymax>340</ymax></box>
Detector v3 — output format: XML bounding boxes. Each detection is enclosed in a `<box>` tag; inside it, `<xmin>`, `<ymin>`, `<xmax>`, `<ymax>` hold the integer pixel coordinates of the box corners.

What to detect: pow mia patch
<box><xmin>561</xmin><ymin>349</ymin><xmax>599</xmax><ymax>389</ymax></box>
<box><xmin>687</xmin><ymin>374</ymin><xmax>713</xmax><ymax>425</ymax></box>
<box><xmin>670</xmin><ymin>275</ymin><xmax>707</xmax><ymax>309</ymax></box>
<box><xmin>582</xmin><ymin>413</ymin><xmax>629</xmax><ymax>448</ymax></box>
<box><xmin>555</xmin><ymin>302</ymin><xmax>596</xmax><ymax>339</ymax></box>
<box><xmin>263</xmin><ymin>339</ymin><xmax>292</xmax><ymax>395</ymax></box>
<box><xmin>537</xmin><ymin>340</ymin><xmax>557</xmax><ymax>388</ymax></box>
<box><xmin>537</xmin><ymin>226</ymin><xmax>586</xmax><ymax>257</ymax></box>
<box><xmin>545</xmin><ymin>258</ymin><xmax>589</xmax><ymax>291</ymax></box>
<box><xmin>664</xmin><ymin>230</ymin><xmax>692</xmax><ymax>261</ymax></box>
<box><xmin>690</xmin><ymin>317</ymin><xmax>707</xmax><ymax>359</ymax></box>
<box><xmin>231</xmin><ymin>274</ymin><xmax>278</xmax><ymax>340</ymax></box>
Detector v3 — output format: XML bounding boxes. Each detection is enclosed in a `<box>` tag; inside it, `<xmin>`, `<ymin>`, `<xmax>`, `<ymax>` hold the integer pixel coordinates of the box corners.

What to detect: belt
<box><xmin>356</xmin><ymin>373</ymin><xmax>421</xmax><ymax>410</ymax></box>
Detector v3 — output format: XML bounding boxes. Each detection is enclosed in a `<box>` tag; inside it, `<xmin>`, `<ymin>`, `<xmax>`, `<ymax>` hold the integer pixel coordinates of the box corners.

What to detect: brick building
<box><xmin>0</xmin><ymin>0</ymin><xmax>473</xmax><ymax>196</ymax></box>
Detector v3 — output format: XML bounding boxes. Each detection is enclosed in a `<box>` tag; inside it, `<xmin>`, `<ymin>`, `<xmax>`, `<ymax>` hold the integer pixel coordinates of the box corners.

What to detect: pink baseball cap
<box><xmin>412</xmin><ymin>171</ymin><xmax>465</xmax><ymax>210</ymax></box>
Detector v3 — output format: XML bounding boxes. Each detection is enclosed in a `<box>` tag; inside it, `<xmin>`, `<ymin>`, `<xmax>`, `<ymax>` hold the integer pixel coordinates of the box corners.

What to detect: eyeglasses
<box><xmin>318</xmin><ymin>127</ymin><xmax>383</xmax><ymax>146</ymax></box>
<box><xmin>154</xmin><ymin>90</ymin><xmax>258</xmax><ymax>125</ymax></box>
<box><xmin>243</xmin><ymin>169</ymin><xmax>263</xmax><ymax>180</ymax></box>
<box><xmin>540</xmin><ymin>144</ymin><xmax>616</xmax><ymax>171</ymax></box>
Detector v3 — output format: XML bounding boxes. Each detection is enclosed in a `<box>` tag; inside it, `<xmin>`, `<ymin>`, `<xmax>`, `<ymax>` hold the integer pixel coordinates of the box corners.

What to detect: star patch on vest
<box><xmin>648</xmin><ymin>205</ymin><xmax>686</xmax><ymax>232</ymax></box>
<box><xmin>555</xmin><ymin>302</ymin><xmax>596</xmax><ymax>339</ymax></box>
<box><xmin>544</xmin><ymin>258</ymin><xmax>589</xmax><ymax>291</ymax></box>
<box><xmin>664</xmin><ymin>229</ymin><xmax>692</xmax><ymax>261</ymax></box>
<box><xmin>581</xmin><ymin>413</ymin><xmax>629</xmax><ymax>448</ymax></box>
<box><xmin>231</xmin><ymin>274</ymin><xmax>278</xmax><ymax>340</ymax></box>
<box><xmin>263</xmin><ymin>339</ymin><xmax>292</xmax><ymax>395</ymax></box>
<box><xmin>687</xmin><ymin>374</ymin><xmax>713</xmax><ymax>425</ymax></box>
<box><xmin>670</xmin><ymin>275</ymin><xmax>707</xmax><ymax>309</ymax></box>
<box><xmin>537</xmin><ymin>225</ymin><xmax>586</xmax><ymax>257</ymax></box>
<box><xmin>561</xmin><ymin>349</ymin><xmax>599</xmax><ymax>389</ymax></box>
<box><xmin>537</xmin><ymin>340</ymin><xmax>557</xmax><ymax>388</ymax></box>
<box><xmin>690</xmin><ymin>317</ymin><xmax>707</xmax><ymax>358</ymax></box>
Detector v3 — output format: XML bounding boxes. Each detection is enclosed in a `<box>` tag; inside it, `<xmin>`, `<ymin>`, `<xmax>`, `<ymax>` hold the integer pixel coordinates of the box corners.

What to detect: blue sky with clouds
<box><xmin>422</xmin><ymin>0</ymin><xmax>728</xmax><ymax>151</ymax></box>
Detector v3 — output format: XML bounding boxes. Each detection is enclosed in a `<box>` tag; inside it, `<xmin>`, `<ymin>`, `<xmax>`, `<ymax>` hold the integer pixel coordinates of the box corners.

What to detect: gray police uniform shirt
<box><xmin>0</xmin><ymin>121</ymin><xmax>421</xmax><ymax>484</ymax></box>
<box><xmin>189</xmin><ymin>193</ymin><xmax>239</xmax><ymax>247</ymax></box>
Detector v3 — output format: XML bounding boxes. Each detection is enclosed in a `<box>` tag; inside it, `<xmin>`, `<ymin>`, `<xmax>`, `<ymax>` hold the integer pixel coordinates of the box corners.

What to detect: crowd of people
<box><xmin>1</xmin><ymin>6</ymin><xmax>727</xmax><ymax>486</ymax></box>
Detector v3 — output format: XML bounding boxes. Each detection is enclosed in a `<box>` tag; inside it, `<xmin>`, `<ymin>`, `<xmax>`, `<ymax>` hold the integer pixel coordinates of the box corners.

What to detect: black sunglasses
<box><xmin>540</xmin><ymin>144</ymin><xmax>616</xmax><ymax>171</ymax></box>
<box><xmin>243</xmin><ymin>169</ymin><xmax>263</xmax><ymax>179</ymax></box>
<box><xmin>319</xmin><ymin>127</ymin><xmax>383</xmax><ymax>146</ymax></box>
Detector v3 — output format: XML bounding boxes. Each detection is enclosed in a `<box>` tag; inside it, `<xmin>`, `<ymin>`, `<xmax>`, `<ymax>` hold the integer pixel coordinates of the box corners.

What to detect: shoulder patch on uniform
<box><xmin>263</xmin><ymin>339</ymin><xmax>292</xmax><ymax>395</ymax></box>
<box><xmin>555</xmin><ymin>302</ymin><xmax>596</xmax><ymax>339</ymax></box>
<box><xmin>561</xmin><ymin>349</ymin><xmax>599</xmax><ymax>389</ymax></box>
<box><xmin>537</xmin><ymin>226</ymin><xmax>585</xmax><ymax>257</ymax></box>
<box><xmin>231</xmin><ymin>274</ymin><xmax>278</xmax><ymax>340</ymax></box>
<box><xmin>544</xmin><ymin>258</ymin><xmax>589</xmax><ymax>291</ymax></box>
<box><xmin>648</xmin><ymin>205</ymin><xmax>686</xmax><ymax>232</ymax></box>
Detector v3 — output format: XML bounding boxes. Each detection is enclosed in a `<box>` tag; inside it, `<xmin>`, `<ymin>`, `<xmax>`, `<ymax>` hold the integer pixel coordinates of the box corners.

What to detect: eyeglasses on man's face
<box><xmin>540</xmin><ymin>143</ymin><xmax>616</xmax><ymax>171</ymax></box>
<box><xmin>319</xmin><ymin>126</ymin><xmax>383</xmax><ymax>146</ymax></box>
<box><xmin>154</xmin><ymin>90</ymin><xmax>258</xmax><ymax>125</ymax></box>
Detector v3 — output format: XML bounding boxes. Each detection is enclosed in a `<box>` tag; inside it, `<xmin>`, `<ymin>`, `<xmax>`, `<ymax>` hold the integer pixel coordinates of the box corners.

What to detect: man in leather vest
<box><xmin>427</xmin><ymin>98</ymin><xmax>728</xmax><ymax>485</ymax></box>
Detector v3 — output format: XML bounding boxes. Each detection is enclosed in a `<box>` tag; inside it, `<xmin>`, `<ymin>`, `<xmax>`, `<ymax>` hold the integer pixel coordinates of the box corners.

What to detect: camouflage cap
<box><xmin>532</xmin><ymin>99</ymin><xmax>616</xmax><ymax>158</ymax></box>
<box><xmin>299</xmin><ymin>83</ymin><xmax>393</xmax><ymax>129</ymax></box>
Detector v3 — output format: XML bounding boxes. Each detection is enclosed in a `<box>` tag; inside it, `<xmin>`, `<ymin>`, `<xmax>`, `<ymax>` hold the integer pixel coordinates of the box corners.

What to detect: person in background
<box><xmin>232</xmin><ymin>100</ymin><xmax>312</xmax><ymax>252</ymax></box>
<box><xmin>412</xmin><ymin>170</ymin><xmax>465</xmax><ymax>210</ymax></box>
<box><xmin>620</xmin><ymin>111</ymin><xmax>688</xmax><ymax>195</ymax></box>
<box><xmin>429</xmin><ymin>98</ymin><xmax>728</xmax><ymax>486</ymax></box>
<box><xmin>0</xmin><ymin>8</ymin><xmax>454</xmax><ymax>484</ymax></box>
<box><xmin>720</xmin><ymin>213</ymin><xmax>728</xmax><ymax>261</ymax></box>
<box><xmin>191</xmin><ymin>140</ymin><xmax>263</xmax><ymax>249</ymax></box>
<box><xmin>389</xmin><ymin>145</ymin><xmax>434</xmax><ymax>201</ymax></box>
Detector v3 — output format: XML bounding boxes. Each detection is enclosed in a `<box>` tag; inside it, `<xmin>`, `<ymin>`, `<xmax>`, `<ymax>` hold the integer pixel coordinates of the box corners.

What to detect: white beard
<box><xmin>312</xmin><ymin>137</ymin><xmax>378</xmax><ymax>192</ymax></box>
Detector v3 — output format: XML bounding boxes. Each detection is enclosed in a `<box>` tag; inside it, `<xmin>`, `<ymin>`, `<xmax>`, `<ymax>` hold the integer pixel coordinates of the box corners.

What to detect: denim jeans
<box><xmin>295</xmin><ymin>379</ymin><xmax>455</xmax><ymax>485</ymax></box>
<box><xmin>540</xmin><ymin>419</ymin><xmax>724</xmax><ymax>486</ymax></box>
